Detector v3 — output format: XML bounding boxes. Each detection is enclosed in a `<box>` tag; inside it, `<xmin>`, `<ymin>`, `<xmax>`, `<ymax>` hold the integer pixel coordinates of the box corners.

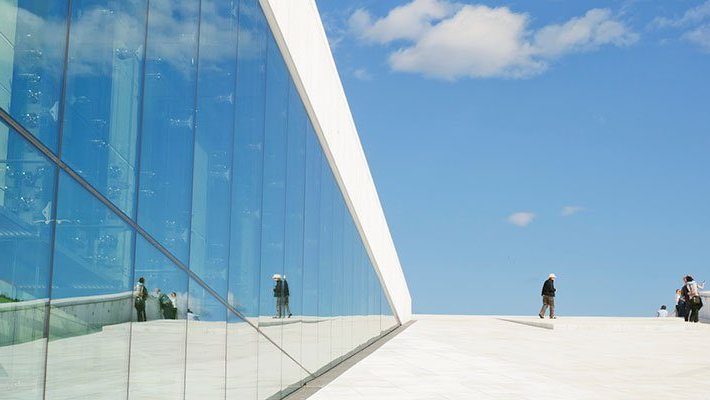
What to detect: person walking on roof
<box><xmin>539</xmin><ymin>273</ymin><xmax>557</xmax><ymax>319</ymax></box>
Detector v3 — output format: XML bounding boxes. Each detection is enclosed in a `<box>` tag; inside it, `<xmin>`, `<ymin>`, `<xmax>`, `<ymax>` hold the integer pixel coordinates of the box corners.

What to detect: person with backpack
<box><xmin>134</xmin><ymin>277</ymin><xmax>148</xmax><ymax>322</ymax></box>
<box><xmin>685</xmin><ymin>275</ymin><xmax>705</xmax><ymax>323</ymax></box>
<box><xmin>680</xmin><ymin>280</ymin><xmax>691</xmax><ymax>321</ymax></box>
<box><xmin>157</xmin><ymin>289</ymin><xmax>172</xmax><ymax>319</ymax></box>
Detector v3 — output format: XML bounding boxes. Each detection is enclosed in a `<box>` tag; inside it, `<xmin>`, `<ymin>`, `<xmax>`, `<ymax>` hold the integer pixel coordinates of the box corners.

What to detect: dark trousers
<box><xmin>136</xmin><ymin>304</ymin><xmax>147</xmax><ymax>322</ymax></box>
<box><xmin>688</xmin><ymin>301</ymin><xmax>703</xmax><ymax>323</ymax></box>
<box><xmin>676</xmin><ymin>303</ymin><xmax>687</xmax><ymax>319</ymax></box>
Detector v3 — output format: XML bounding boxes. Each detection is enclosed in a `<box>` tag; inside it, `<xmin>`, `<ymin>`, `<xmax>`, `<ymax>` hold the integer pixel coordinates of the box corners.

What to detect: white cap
<box><xmin>549</xmin><ymin>273</ymin><xmax>556</xmax><ymax>279</ymax></box>
<box><xmin>272</xmin><ymin>274</ymin><xmax>282</xmax><ymax>280</ymax></box>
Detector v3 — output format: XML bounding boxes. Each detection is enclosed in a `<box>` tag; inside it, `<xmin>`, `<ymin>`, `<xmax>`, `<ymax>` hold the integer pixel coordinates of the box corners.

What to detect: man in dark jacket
<box><xmin>273</xmin><ymin>274</ymin><xmax>284</xmax><ymax>318</ymax></box>
<box><xmin>282</xmin><ymin>277</ymin><xmax>292</xmax><ymax>318</ymax></box>
<box><xmin>539</xmin><ymin>273</ymin><xmax>557</xmax><ymax>319</ymax></box>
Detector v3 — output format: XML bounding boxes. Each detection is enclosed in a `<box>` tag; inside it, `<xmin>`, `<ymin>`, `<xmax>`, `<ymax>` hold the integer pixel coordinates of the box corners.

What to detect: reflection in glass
<box><xmin>228</xmin><ymin>0</ymin><xmax>267</xmax><ymax>321</ymax></box>
<box><xmin>185</xmin><ymin>281</ymin><xmax>226</xmax><ymax>399</ymax></box>
<box><xmin>330</xmin><ymin>195</ymin><xmax>344</xmax><ymax>363</ymax></box>
<box><xmin>44</xmin><ymin>171</ymin><xmax>134</xmax><ymax>399</ymax></box>
<box><xmin>0</xmin><ymin>121</ymin><xmax>55</xmax><ymax>399</ymax></box>
<box><xmin>370</xmin><ymin>265</ymin><xmax>382</xmax><ymax>340</ymax></box>
<box><xmin>189</xmin><ymin>0</ymin><xmax>238</xmax><ymax>297</ymax></box>
<box><xmin>342</xmin><ymin>214</ymin><xmax>355</xmax><ymax>355</ymax></box>
<box><xmin>355</xmin><ymin>242</ymin><xmax>369</xmax><ymax>350</ymax></box>
<box><xmin>137</xmin><ymin>0</ymin><xmax>201</xmax><ymax>263</ymax></box>
<box><xmin>128</xmin><ymin>237</ymin><xmax>188</xmax><ymax>399</ymax></box>
<box><xmin>282</xmin><ymin>81</ymin><xmax>307</xmax><ymax>390</ymax></box>
<box><xmin>0</xmin><ymin>1</ymin><xmax>69</xmax><ymax>151</ymax></box>
<box><xmin>258</xmin><ymin>30</ymin><xmax>289</xmax><ymax>400</ymax></box>
<box><xmin>60</xmin><ymin>0</ymin><xmax>148</xmax><ymax>216</ymax></box>
<box><xmin>226</xmin><ymin>312</ymin><xmax>257</xmax><ymax>399</ymax></box>
<box><xmin>257</xmin><ymin>332</ymin><xmax>281</xmax><ymax>400</ymax></box>
<box><xmin>300</xmin><ymin>127</ymin><xmax>321</xmax><ymax>373</ymax></box>
<box><xmin>317</xmin><ymin>157</ymin><xmax>333</xmax><ymax>371</ymax></box>
<box><xmin>258</xmin><ymin>31</ymin><xmax>288</xmax><ymax>321</ymax></box>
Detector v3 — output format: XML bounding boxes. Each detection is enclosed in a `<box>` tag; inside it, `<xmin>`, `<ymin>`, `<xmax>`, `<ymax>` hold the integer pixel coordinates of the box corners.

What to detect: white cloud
<box><xmin>353</xmin><ymin>68</ymin><xmax>373</xmax><ymax>81</ymax></box>
<box><xmin>349</xmin><ymin>0</ymin><xmax>460</xmax><ymax>44</ymax></box>
<box><xmin>507</xmin><ymin>212</ymin><xmax>536</xmax><ymax>227</ymax></box>
<box><xmin>350</xmin><ymin>2</ymin><xmax>638</xmax><ymax>80</ymax></box>
<box><xmin>652</xmin><ymin>1</ymin><xmax>710</xmax><ymax>28</ymax></box>
<box><xmin>561</xmin><ymin>206</ymin><xmax>586</xmax><ymax>217</ymax></box>
<box><xmin>652</xmin><ymin>1</ymin><xmax>710</xmax><ymax>52</ymax></box>
<box><xmin>389</xmin><ymin>6</ymin><xmax>542</xmax><ymax>79</ymax></box>
<box><xmin>684</xmin><ymin>24</ymin><xmax>710</xmax><ymax>52</ymax></box>
<box><xmin>533</xmin><ymin>9</ymin><xmax>639</xmax><ymax>57</ymax></box>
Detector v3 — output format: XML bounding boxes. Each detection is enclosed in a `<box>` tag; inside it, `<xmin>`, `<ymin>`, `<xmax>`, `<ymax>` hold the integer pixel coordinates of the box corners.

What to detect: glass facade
<box><xmin>0</xmin><ymin>1</ymin><xmax>398</xmax><ymax>399</ymax></box>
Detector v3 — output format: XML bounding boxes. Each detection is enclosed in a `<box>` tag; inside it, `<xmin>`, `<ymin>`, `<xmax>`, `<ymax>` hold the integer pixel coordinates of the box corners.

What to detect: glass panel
<box><xmin>300</xmin><ymin>126</ymin><xmax>320</xmax><ymax>373</ymax></box>
<box><xmin>44</xmin><ymin>172</ymin><xmax>134</xmax><ymax>399</ymax></box>
<box><xmin>228</xmin><ymin>0</ymin><xmax>267</xmax><ymax>320</ymax></box>
<box><xmin>257</xmin><ymin>332</ymin><xmax>280</xmax><ymax>400</ymax></box>
<box><xmin>316</xmin><ymin>158</ymin><xmax>332</xmax><ymax>371</ymax></box>
<box><xmin>280</xmin><ymin>346</ymin><xmax>307</xmax><ymax>398</ymax></box>
<box><xmin>128</xmin><ymin>237</ymin><xmax>188</xmax><ymax>400</ymax></box>
<box><xmin>382</xmin><ymin>285</ymin><xmax>395</xmax><ymax>333</ymax></box>
<box><xmin>185</xmin><ymin>280</ymin><xmax>226</xmax><ymax>400</ymax></box>
<box><xmin>258</xmin><ymin>31</ymin><xmax>288</xmax><ymax>323</ymax></box>
<box><xmin>330</xmin><ymin>196</ymin><xmax>344</xmax><ymax>362</ymax></box>
<box><xmin>0</xmin><ymin>121</ymin><xmax>56</xmax><ymax>399</ymax></box>
<box><xmin>370</xmin><ymin>265</ymin><xmax>381</xmax><ymax>340</ymax></box>
<box><xmin>257</xmin><ymin>31</ymin><xmax>289</xmax><ymax>400</ymax></box>
<box><xmin>0</xmin><ymin>1</ymin><xmax>69</xmax><ymax>151</ymax></box>
<box><xmin>355</xmin><ymin>242</ymin><xmax>368</xmax><ymax>349</ymax></box>
<box><xmin>137</xmin><ymin>0</ymin><xmax>201</xmax><ymax>263</ymax></box>
<box><xmin>282</xmin><ymin>81</ymin><xmax>306</xmax><ymax>390</ymax></box>
<box><xmin>341</xmin><ymin>215</ymin><xmax>354</xmax><ymax>355</ymax></box>
<box><xmin>188</xmin><ymin>0</ymin><xmax>239</xmax><ymax>297</ymax></box>
<box><xmin>226</xmin><ymin>313</ymin><xmax>257</xmax><ymax>399</ymax></box>
<box><xmin>59</xmin><ymin>0</ymin><xmax>147</xmax><ymax>216</ymax></box>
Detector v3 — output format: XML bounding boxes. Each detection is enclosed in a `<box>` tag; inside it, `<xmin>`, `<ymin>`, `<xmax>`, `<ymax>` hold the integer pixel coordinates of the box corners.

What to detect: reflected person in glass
<box><xmin>283</xmin><ymin>275</ymin><xmax>292</xmax><ymax>318</ymax></box>
<box><xmin>272</xmin><ymin>274</ymin><xmax>288</xmax><ymax>318</ymax></box>
<box><xmin>168</xmin><ymin>292</ymin><xmax>178</xmax><ymax>320</ymax></box>
<box><xmin>134</xmin><ymin>277</ymin><xmax>148</xmax><ymax>322</ymax></box>
<box><xmin>157</xmin><ymin>289</ymin><xmax>171</xmax><ymax>319</ymax></box>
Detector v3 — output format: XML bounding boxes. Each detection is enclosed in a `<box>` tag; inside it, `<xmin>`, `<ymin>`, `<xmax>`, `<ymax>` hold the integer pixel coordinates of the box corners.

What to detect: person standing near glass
<box><xmin>282</xmin><ymin>275</ymin><xmax>292</xmax><ymax>318</ymax></box>
<box><xmin>157</xmin><ymin>289</ymin><xmax>172</xmax><ymax>319</ymax></box>
<box><xmin>273</xmin><ymin>274</ymin><xmax>284</xmax><ymax>318</ymax></box>
<box><xmin>167</xmin><ymin>292</ymin><xmax>178</xmax><ymax>320</ymax></box>
<box><xmin>134</xmin><ymin>277</ymin><xmax>148</xmax><ymax>322</ymax></box>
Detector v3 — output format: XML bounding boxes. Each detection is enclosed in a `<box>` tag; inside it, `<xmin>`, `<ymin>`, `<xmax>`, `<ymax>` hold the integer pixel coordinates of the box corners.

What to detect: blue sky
<box><xmin>314</xmin><ymin>0</ymin><xmax>710</xmax><ymax>317</ymax></box>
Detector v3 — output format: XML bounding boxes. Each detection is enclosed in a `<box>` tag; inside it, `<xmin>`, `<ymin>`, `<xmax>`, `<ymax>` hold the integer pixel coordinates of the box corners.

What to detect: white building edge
<box><xmin>260</xmin><ymin>0</ymin><xmax>413</xmax><ymax>323</ymax></box>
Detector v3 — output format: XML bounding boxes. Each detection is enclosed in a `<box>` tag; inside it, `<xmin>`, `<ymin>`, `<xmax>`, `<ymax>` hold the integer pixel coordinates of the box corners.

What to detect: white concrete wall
<box><xmin>260</xmin><ymin>0</ymin><xmax>412</xmax><ymax>323</ymax></box>
<box><xmin>0</xmin><ymin>293</ymin><xmax>166</xmax><ymax>345</ymax></box>
<box><xmin>700</xmin><ymin>292</ymin><xmax>710</xmax><ymax>323</ymax></box>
